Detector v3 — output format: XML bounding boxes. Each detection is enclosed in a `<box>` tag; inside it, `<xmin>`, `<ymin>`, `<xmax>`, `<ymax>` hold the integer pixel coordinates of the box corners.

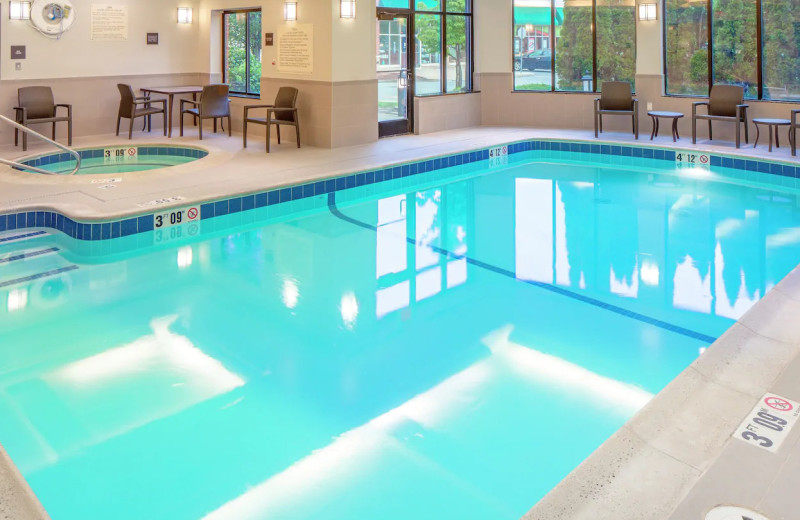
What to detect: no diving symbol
<box><xmin>187</xmin><ymin>207</ymin><xmax>198</xmax><ymax>220</ymax></box>
<box><xmin>765</xmin><ymin>396</ymin><xmax>793</xmax><ymax>411</ymax></box>
<box><xmin>127</xmin><ymin>148</ymin><xmax>136</xmax><ymax>156</ymax></box>
<box><xmin>699</xmin><ymin>154</ymin><xmax>709</xmax><ymax>164</ymax></box>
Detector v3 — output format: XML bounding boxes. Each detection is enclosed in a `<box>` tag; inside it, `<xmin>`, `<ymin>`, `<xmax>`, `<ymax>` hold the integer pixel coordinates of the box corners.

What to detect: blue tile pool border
<box><xmin>3</xmin><ymin>139</ymin><xmax>800</xmax><ymax>241</ymax></box>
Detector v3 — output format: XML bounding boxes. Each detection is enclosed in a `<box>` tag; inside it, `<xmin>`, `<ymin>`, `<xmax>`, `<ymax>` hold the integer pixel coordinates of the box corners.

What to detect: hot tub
<box><xmin>17</xmin><ymin>145</ymin><xmax>208</xmax><ymax>175</ymax></box>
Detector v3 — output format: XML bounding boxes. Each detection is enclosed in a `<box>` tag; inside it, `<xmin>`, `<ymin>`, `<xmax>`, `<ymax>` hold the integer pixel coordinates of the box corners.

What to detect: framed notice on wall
<box><xmin>91</xmin><ymin>4</ymin><xmax>129</xmax><ymax>41</ymax></box>
<box><xmin>276</xmin><ymin>24</ymin><xmax>313</xmax><ymax>74</ymax></box>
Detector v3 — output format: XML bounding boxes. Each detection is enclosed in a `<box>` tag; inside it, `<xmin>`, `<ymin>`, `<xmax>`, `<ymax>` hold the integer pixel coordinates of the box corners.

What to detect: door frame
<box><xmin>377</xmin><ymin>9</ymin><xmax>415</xmax><ymax>138</ymax></box>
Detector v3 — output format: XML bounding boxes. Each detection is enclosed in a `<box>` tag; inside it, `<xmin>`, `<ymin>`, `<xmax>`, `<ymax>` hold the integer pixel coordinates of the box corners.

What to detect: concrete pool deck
<box><xmin>2</xmin><ymin>125</ymin><xmax>800</xmax><ymax>519</ymax></box>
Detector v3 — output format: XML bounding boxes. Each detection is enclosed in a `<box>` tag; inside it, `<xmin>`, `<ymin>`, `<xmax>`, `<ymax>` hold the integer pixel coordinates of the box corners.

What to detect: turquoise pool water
<box><xmin>1</xmin><ymin>150</ymin><xmax>800</xmax><ymax>519</ymax></box>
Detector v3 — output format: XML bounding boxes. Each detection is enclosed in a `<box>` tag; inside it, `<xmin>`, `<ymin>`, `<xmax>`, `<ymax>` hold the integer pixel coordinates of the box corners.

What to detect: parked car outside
<box><xmin>514</xmin><ymin>49</ymin><xmax>552</xmax><ymax>72</ymax></box>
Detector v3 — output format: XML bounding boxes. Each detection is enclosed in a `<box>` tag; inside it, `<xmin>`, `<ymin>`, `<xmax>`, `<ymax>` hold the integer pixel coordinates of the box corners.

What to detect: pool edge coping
<box><xmin>0</xmin><ymin>442</ymin><xmax>49</xmax><ymax>520</ymax></box>
<box><xmin>522</xmin><ymin>266</ymin><xmax>800</xmax><ymax>519</ymax></box>
<box><xmin>3</xmin><ymin>136</ymin><xmax>800</xmax><ymax>241</ymax></box>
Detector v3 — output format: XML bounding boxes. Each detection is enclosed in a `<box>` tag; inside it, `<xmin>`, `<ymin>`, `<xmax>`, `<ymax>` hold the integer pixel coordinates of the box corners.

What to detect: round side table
<box><xmin>752</xmin><ymin>118</ymin><xmax>792</xmax><ymax>152</ymax></box>
<box><xmin>648</xmin><ymin>111</ymin><xmax>684</xmax><ymax>142</ymax></box>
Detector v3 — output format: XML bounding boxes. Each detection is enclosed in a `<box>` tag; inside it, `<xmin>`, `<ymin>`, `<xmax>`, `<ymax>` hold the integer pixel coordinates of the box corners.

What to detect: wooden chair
<box><xmin>594</xmin><ymin>81</ymin><xmax>638</xmax><ymax>139</ymax></box>
<box><xmin>14</xmin><ymin>86</ymin><xmax>72</xmax><ymax>151</ymax></box>
<box><xmin>243</xmin><ymin>87</ymin><xmax>301</xmax><ymax>153</ymax></box>
<box><xmin>179</xmin><ymin>84</ymin><xmax>231</xmax><ymax>140</ymax></box>
<box><xmin>116</xmin><ymin>84</ymin><xmax>167</xmax><ymax>139</ymax></box>
<box><xmin>692</xmin><ymin>85</ymin><xmax>749</xmax><ymax>148</ymax></box>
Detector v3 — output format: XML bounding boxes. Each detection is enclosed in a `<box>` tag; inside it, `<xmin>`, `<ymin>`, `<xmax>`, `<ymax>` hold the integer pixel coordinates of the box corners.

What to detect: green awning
<box><xmin>513</xmin><ymin>7</ymin><xmax>564</xmax><ymax>26</ymax></box>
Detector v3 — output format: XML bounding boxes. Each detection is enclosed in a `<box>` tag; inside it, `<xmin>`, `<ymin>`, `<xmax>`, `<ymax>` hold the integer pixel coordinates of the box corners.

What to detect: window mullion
<box><xmin>245</xmin><ymin>16</ymin><xmax>251</xmax><ymax>95</ymax></box>
<box><xmin>223</xmin><ymin>14</ymin><xmax>228</xmax><ymax>86</ymax></box>
<box><xmin>442</xmin><ymin>14</ymin><xmax>447</xmax><ymax>93</ymax></box>
<box><xmin>550</xmin><ymin>0</ymin><xmax>556</xmax><ymax>91</ymax></box>
<box><xmin>706</xmin><ymin>0</ymin><xmax>713</xmax><ymax>95</ymax></box>
<box><xmin>592</xmin><ymin>0</ymin><xmax>597</xmax><ymax>92</ymax></box>
<box><xmin>756</xmin><ymin>0</ymin><xmax>763</xmax><ymax>100</ymax></box>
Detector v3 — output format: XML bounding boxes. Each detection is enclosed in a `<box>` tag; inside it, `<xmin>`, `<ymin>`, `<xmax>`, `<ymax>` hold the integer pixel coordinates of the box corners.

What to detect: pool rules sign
<box><xmin>734</xmin><ymin>393</ymin><xmax>800</xmax><ymax>453</ymax></box>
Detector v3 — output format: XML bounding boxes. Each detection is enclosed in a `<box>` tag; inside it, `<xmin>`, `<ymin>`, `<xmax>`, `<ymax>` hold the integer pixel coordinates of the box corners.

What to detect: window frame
<box><xmin>511</xmin><ymin>0</ymin><xmax>638</xmax><ymax>94</ymax></box>
<box><xmin>378</xmin><ymin>0</ymin><xmax>475</xmax><ymax>97</ymax></box>
<box><xmin>662</xmin><ymin>0</ymin><xmax>800</xmax><ymax>102</ymax></box>
<box><xmin>222</xmin><ymin>8</ymin><xmax>262</xmax><ymax>98</ymax></box>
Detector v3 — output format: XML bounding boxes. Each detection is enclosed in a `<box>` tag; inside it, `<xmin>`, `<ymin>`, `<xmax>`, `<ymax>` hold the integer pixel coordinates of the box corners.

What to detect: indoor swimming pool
<box><xmin>1</xmin><ymin>143</ymin><xmax>800</xmax><ymax>519</ymax></box>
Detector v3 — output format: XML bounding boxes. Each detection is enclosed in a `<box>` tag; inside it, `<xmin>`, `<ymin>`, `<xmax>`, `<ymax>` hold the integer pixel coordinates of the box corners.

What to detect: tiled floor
<box><xmin>2</xmin><ymin>125</ymin><xmax>800</xmax><ymax>520</ymax></box>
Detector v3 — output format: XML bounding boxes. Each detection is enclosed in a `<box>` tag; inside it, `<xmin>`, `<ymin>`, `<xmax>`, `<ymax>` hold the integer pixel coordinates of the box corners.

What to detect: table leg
<box><xmin>754</xmin><ymin>124</ymin><xmax>760</xmax><ymax>149</ymax></box>
<box><xmin>672</xmin><ymin>118</ymin><xmax>678</xmax><ymax>142</ymax></box>
<box><xmin>769</xmin><ymin>125</ymin><xmax>773</xmax><ymax>152</ymax></box>
<box><xmin>776</xmin><ymin>125</ymin><xmax>781</xmax><ymax>148</ymax></box>
<box><xmin>650</xmin><ymin>116</ymin><xmax>656</xmax><ymax>140</ymax></box>
<box><xmin>192</xmin><ymin>93</ymin><xmax>198</xmax><ymax>126</ymax></box>
<box><xmin>168</xmin><ymin>94</ymin><xmax>175</xmax><ymax>138</ymax></box>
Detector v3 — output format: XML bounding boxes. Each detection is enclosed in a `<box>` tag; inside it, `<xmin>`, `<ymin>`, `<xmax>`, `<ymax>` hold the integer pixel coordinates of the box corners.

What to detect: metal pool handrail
<box><xmin>0</xmin><ymin>114</ymin><xmax>81</xmax><ymax>175</ymax></box>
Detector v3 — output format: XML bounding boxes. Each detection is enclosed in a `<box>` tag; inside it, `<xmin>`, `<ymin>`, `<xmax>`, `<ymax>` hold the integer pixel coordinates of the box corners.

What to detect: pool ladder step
<box><xmin>0</xmin><ymin>247</ymin><xmax>60</xmax><ymax>265</ymax></box>
<box><xmin>0</xmin><ymin>230</ymin><xmax>49</xmax><ymax>245</ymax></box>
<box><xmin>0</xmin><ymin>265</ymin><xmax>78</xmax><ymax>289</ymax></box>
<box><xmin>0</xmin><ymin>244</ymin><xmax>78</xmax><ymax>289</ymax></box>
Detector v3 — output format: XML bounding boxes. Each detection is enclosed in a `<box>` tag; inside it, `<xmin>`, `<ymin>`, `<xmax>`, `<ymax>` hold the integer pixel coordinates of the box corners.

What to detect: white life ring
<box><xmin>30</xmin><ymin>0</ymin><xmax>75</xmax><ymax>36</ymax></box>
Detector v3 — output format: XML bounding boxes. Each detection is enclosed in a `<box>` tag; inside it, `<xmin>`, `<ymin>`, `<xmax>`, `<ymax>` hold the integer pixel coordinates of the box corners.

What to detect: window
<box><xmin>415</xmin><ymin>14</ymin><xmax>442</xmax><ymax>95</ymax></box>
<box><xmin>513</xmin><ymin>0</ymin><xmax>637</xmax><ymax>93</ymax></box>
<box><xmin>377</xmin><ymin>0</ymin><xmax>473</xmax><ymax>96</ymax></box>
<box><xmin>761</xmin><ymin>0</ymin><xmax>800</xmax><ymax>100</ymax></box>
<box><xmin>445</xmin><ymin>14</ymin><xmax>471</xmax><ymax>92</ymax></box>
<box><xmin>223</xmin><ymin>10</ymin><xmax>262</xmax><ymax>96</ymax></box>
<box><xmin>554</xmin><ymin>1</ymin><xmax>592</xmax><ymax>92</ymax></box>
<box><xmin>595</xmin><ymin>0</ymin><xmax>636</xmax><ymax>88</ymax></box>
<box><xmin>665</xmin><ymin>0</ymin><xmax>800</xmax><ymax>100</ymax></box>
<box><xmin>664</xmin><ymin>0</ymin><xmax>707</xmax><ymax>96</ymax></box>
<box><xmin>711</xmin><ymin>0</ymin><xmax>757</xmax><ymax>97</ymax></box>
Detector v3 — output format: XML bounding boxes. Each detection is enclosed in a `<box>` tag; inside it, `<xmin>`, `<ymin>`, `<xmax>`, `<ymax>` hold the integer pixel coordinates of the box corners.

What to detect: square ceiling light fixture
<box><xmin>177</xmin><ymin>7</ymin><xmax>193</xmax><ymax>24</ymax></box>
<box><xmin>638</xmin><ymin>3</ymin><xmax>657</xmax><ymax>21</ymax></box>
<box><xmin>284</xmin><ymin>1</ymin><xmax>297</xmax><ymax>21</ymax></box>
<box><xmin>9</xmin><ymin>1</ymin><xmax>31</xmax><ymax>20</ymax></box>
<box><xmin>340</xmin><ymin>0</ymin><xmax>355</xmax><ymax>18</ymax></box>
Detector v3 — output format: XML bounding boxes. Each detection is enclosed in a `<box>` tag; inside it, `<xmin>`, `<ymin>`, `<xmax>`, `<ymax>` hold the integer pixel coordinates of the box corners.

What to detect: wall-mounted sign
<box><xmin>277</xmin><ymin>24</ymin><xmax>313</xmax><ymax>74</ymax></box>
<box><xmin>90</xmin><ymin>4</ymin><xmax>129</xmax><ymax>41</ymax></box>
<box><xmin>10</xmin><ymin>46</ymin><xmax>26</xmax><ymax>60</ymax></box>
<box><xmin>147</xmin><ymin>33</ymin><xmax>159</xmax><ymax>45</ymax></box>
<box><xmin>264</xmin><ymin>33</ymin><xmax>274</xmax><ymax>46</ymax></box>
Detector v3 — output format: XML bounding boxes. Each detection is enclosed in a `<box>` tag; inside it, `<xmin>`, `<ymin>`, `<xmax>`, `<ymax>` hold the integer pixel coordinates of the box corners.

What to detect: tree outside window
<box><xmin>224</xmin><ymin>10</ymin><xmax>262</xmax><ymax>96</ymax></box>
<box><xmin>665</xmin><ymin>0</ymin><xmax>800</xmax><ymax>100</ymax></box>
<box><xmin>384</xmin><ymin>0</ymin><xmax>472</xmax><ymax>96</ymax></box>
<box><xmin>513</xmin><ymin>0</ymin><xmax>637</xmax><ymax>93</ymax></box>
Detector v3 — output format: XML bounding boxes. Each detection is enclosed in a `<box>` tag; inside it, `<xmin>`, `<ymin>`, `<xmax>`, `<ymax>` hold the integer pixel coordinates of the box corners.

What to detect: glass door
<box><xmin>377</xmin><ymin>12</ymin><xmax>413</xmax><ymax>137</ymax></box>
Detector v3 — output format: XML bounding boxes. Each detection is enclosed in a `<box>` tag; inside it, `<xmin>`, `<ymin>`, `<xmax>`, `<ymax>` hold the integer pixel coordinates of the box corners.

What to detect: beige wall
<box><xmin>331</xmin><ymin>0</ymin><xmax>376</xmax><ymax>82</ymax></box>
<box><xmin>0</xmin><ymin>0</ymin><xmax>201</xmax><ymax>80</ymax></box>
<box><xmin>473</xmin><ymin>0</ymin><xmax>511</xmax><ymax>75</ymax></box>
<box><xmin>415</xmin><ymin>93</ymin><xmax>481</xmax><ymax>134</ymax></box>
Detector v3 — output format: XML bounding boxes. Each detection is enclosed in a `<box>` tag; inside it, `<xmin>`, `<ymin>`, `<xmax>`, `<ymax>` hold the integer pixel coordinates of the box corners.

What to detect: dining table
<box><xmin>140</xmin><ymin>86</ymin><xmax>204</xmax><ymax>138</ymax></box>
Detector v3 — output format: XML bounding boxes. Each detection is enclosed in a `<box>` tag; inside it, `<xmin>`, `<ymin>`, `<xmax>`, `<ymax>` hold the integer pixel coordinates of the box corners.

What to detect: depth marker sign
<box><xmin>733</xmin><ymin>393</ymin><xmax>800</xmax><ymax>453</ymax></box>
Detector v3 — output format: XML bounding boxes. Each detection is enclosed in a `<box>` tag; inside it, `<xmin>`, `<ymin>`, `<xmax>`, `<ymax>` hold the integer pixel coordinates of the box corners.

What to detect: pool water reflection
<box><xmin>0</xmin><ymin>158</ymin><xmax>799</xmax><ymax>519</ymax></box>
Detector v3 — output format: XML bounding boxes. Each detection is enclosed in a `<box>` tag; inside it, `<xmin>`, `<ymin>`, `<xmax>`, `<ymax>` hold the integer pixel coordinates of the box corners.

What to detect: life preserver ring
<box><xmin>30</xmin><ymin>0</ymin><xmax>75</xmax><ymax>36</ymax></box>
